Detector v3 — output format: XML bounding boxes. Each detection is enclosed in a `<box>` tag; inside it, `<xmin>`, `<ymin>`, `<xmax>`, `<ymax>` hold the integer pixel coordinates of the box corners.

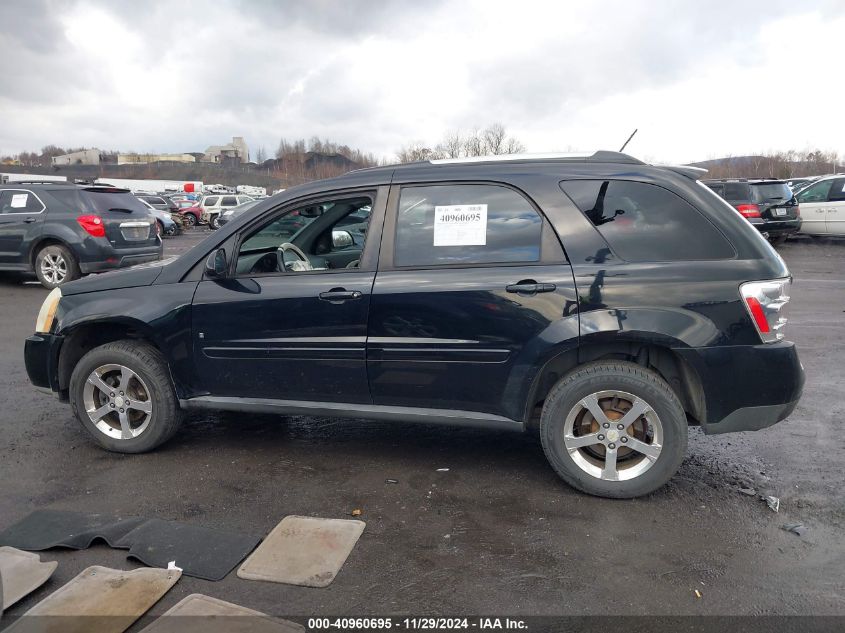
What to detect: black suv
<box><xmin>0</xmin><ymin>182</ymin><xmax>162</xmax><ymax>288</ymax></box>
<box><xmin>703</xmin><ymin>179</ymin><xmax>801</xmax><ymax>244</ymax></box>
<box><xmin>24</xmin><ymin>152</ymin><xmax>804</xmax><ymax>498</ymax></box>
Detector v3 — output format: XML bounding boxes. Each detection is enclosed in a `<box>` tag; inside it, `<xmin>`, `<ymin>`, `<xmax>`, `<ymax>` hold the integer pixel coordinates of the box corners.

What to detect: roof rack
<box><xmin>429</xmin><ymin>150</ymin><xmax>644</xmax><ymax>165</ymax></box>
<box><xmin>4</xmin><ymin>180</ymin><xmax>72</xmax><ymax>185</ymax></box>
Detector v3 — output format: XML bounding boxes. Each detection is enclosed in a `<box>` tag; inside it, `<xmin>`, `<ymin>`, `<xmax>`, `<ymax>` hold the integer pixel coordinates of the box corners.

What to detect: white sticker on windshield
<box><xmin>433</xmin><ymin>204</ymin><xmax>487</xmax><ymax>246</ymax></box>
<box><xmin>10</xmin><ymin>193</ymin><xmax>28</xmax><ymax>208</ymax></box>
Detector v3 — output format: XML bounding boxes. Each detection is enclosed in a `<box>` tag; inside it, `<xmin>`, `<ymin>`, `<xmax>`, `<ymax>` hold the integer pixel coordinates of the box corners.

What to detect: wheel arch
<box><xmin>57</xmin><ymin>319</ymin><xmax>181</xmax><ymax>398</ymax></box>
<box><xmin>524</xmin><ymin>339</ymin><xmax>706</xmax><ymax>429</ymax></box>
<box><xmin>29</xmin><ymin>235</ymin><xmax>75</xmax><ymax>268</ymax></box>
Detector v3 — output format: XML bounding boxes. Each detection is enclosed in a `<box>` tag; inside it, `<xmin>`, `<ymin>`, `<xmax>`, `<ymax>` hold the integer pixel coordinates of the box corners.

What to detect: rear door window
<box><xmin>827</xmin><ymin>178</ymin><xmax>845</xmax><ymax>202</ymax></box>
<box><xmin>0</xmin><ymin>190</ymin><xmax>45</xmax><ymax>213</ymax></box>
<box><xmin>560</xmin><ymin>180</ymin><xmax>734</xmax><ymax>262</ymax></box>
<box><xmin>394</xmin><ymin>184</ymin><xmax>543</xmax><ymax>267</ymax></box>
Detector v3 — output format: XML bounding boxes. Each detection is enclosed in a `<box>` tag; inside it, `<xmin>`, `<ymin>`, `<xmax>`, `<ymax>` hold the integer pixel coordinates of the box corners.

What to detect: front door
<box><xmin>367</xmin><ymin>183</ymin><xmax>579</xmax><ymax>421</ymax></box>
<box><xmin>796</xmin><ymin>179</ymin><xmax>833</xmax><ymax>235</ymax></box>
<box><xmin>0</xmin><ymin>189</ymin><xmax>45</xmax><ymax>266</ymax></box>
<box><xmin>191</xmin><ymin>188</ymin><xmax>385</xmax><ymax>403</ymax></box>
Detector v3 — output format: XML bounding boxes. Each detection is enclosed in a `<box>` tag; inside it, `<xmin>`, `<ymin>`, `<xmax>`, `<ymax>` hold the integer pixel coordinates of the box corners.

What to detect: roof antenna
<box><xmin>619</xmin><ymin>128</ymin><xmax>638</xmax><ymax>152</ymax></box>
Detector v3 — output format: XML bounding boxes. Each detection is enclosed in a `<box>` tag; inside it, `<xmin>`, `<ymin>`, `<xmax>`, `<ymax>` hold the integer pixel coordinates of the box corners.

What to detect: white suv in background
<box><xmin>201</xmin><ymin>194</ymin><xmax>254</xmax><ymax>229</ymax></box>
<box><xmin>796</xmin><ymin>175</ymin><xmax>845</xmax><ymax>236</ymax></box>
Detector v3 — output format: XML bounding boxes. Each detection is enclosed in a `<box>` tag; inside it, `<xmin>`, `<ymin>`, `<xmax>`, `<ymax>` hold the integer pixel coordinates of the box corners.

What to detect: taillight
<box><xmin>740</xmin><ymin>278</ymin><xmax>791</xmax><ymax>343</ymax></box>
<box><xmin>77</xmin><ymin>215</ymin><xmax>105</xmax><ymax>237</ymax></box>
<box><xmin>736</xmin><ymin>204</ymin><xmax>761</xmax><ymax>219</ymax></box>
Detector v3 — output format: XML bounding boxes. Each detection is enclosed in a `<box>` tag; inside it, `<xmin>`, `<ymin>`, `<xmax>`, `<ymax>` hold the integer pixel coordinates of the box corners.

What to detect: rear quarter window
<box><xmin>559</xmin><ymin>180</ymin><xmax>735</xmax><ymax>262</ymax></box>
<box><xmin>723</xmin><ymin>183</ymin><xmax>750</xmax><ymax>200</ymax></box>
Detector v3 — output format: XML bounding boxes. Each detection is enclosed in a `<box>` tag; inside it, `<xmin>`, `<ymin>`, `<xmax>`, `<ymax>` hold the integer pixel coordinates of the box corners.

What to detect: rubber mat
<box><xmin>0</xmin><ymin>547</ymin><xmax>57</xmax><ymax>611</ymax></box>
<box><xmin>238</xmin><ymin>516</ymin><xmax>365</xmax><ymax>587</ymax></box>
<box><xmin>3</xmin><ymin>565</ymin><xmax>180</xmax><ymax>633</ymax></box>
<box><xmin>138</xmin><ymin>594</ymin><xmax>304</xmax><ymax>633</ymax></box>
<box><xmin>0</xmin><ymin>510</ymin><xmax>146</xmax><ymax>551</ymax></box>
<box><xmin>0</xmin><ymin>511</ymin><xmax>261</xmax><ymax>582</ymax></box>
<box><xmin>114</xmin><ymin>519</ymin><xmax>262</xmax><ymax>581</ymax></box>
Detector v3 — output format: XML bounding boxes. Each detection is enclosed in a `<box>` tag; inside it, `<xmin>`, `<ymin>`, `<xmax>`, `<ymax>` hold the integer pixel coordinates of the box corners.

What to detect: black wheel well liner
<box><xmin>57</xmin><ymin>322</ymin><xmax>168</xmax><ymax>395</ymax></box>
<box><xmin>524</xmin><ymin>342</ymin><xmax>706</xmax><ymax>428</ymax></box>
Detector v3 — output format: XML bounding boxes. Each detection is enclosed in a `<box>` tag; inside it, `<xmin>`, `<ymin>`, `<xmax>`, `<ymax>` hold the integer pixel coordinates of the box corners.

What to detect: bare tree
<box><xmin>482</xmin><ymin>123</ymin><xmax>507</xmax><ymax>155</ymax></box>
<box><xmin>256</xmin><ymin>146</ymin><xmax>267</xmax><ymax>163</ymax></box>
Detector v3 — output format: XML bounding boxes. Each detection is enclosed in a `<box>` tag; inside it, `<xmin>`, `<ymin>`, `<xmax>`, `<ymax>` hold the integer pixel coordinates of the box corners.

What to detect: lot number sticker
<box><xmin>433</xmin><ymin>204</ymin><xmax>487</xmax><ymax>246</ymax></box>
<box><xmin>11</xmin><ymin>193</ymin><xmax>28</xmax><ymax>208</ymax></box>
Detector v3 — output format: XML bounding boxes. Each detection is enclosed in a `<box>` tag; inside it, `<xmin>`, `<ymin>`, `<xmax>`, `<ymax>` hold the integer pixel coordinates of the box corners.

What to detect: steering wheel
<box><xmin>277</xmin><ymin>242</ymin><xmax>313</xmax><ymax>272</ymax></box>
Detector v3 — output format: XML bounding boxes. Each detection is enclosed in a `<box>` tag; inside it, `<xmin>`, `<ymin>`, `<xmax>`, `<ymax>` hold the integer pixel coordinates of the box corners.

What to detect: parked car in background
<box><xmin>702</xmin><ymin>179</ymin><xmax>801</xmax><ymax>244</ymax></box>
<box><xmin>137</xmin><ymin>198</ymin><xmax>178</xmax><ymax>236</ymax></box>
<box><xmin>202</xmin><ymin>194</ymin><xmax>254</xmax><ymax>229</ymax></box>
<box><xmin>136</xmin><ymin>195</ymin><xmax>179</xmax><ymax>215</ymax></box>
<box><xmin>218</xmin><ymin>199</ymin><xmax>260</xmax><ymax>226</ymax></box>
<box><xmin>25</xmin><ymin>151</ymin><xmax>803</xmax><ymax>499</ymax></box>
<box><xmin>177</xmin><ymin>204</ymin><xmax>204</xmax><ymax>227</ymax></box>
<box><xmin>795</xmin><ymin>174</ymin><xmax>845</xmax><ymax>236</ymax></box>
<box><xmin>787</xmin><ymin>177</ymin><xmax>818</xmax><ymax>192</ymax></box>
<box><xmin>0</xmin><ymin>182</ymin><xmax>161</xmax><ymax>288</ymax></box>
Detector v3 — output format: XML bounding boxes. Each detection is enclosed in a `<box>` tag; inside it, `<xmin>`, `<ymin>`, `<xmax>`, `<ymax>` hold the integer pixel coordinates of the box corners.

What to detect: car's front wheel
<box><xmin>182</xmin><ymin>213</ymin><xmax>197</xmax><ymax>227</ymax></box>
<box><xmin>34</xmin><ymin>243</ymin><xmax>80</xmax><ymax>289</ymax></box>
<box><xmin>69</xmin><ymin>340</ymin><xmax>182</xmax><ymax>453</ymax></box>
<box><xmin>540</xmin><ymin>361</ymin><xmax>687</xmax><ymax>498</ymax></box>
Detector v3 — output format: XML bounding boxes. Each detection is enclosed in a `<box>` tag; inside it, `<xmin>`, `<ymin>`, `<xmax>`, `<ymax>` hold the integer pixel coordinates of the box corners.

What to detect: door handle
<box><xmin>24</xmin><ymin>217</ymin><xmax>37</xmax><ymax>223</ymax></box>
<box><xmin>506</xmin><ymin>281</ymin><xmax>556</xmax><ymax>294</ymax></box>
<box><xmin>319</xmin><ymin>289</ymin><xmax>363</xmax><ymax>302</ymax></box>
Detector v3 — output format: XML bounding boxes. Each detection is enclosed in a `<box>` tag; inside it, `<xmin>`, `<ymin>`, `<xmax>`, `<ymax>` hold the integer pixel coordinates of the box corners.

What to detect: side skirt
<box><xmin>180</xmin><ymin>396</ymin><xmax>525</xmax><ymax>432</ymax></box>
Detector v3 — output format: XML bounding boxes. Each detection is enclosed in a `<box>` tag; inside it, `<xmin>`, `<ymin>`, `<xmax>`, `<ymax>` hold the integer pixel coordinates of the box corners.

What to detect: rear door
<box><xmin>825</xmin><ymin>177</ymin><xmax>845</xmax><ymax>236</ymax></box>
<box><xmin>367</xmin><ymin>182</ymin><xmax>578</xmax><ymax>421</ymax></box>
<box><xmin>796</xmin><ymin>179</ymin><xmax>833</xmax><ymax>235</ymax></box>
<box><xmin>0</xmin><ymin>189</ymin><xmax>46</xmax><ymax>266</ymax></box>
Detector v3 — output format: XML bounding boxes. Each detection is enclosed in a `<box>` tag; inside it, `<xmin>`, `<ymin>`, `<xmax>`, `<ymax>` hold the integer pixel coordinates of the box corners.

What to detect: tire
<box><xmin>209</xmin><ymin>214</ymin><xmax>220</xmax><ymax>230</ymax></box>
<box><xmin>769</xmin><ymin>235</ymin><xmax>788</xmax><ymax>246</ymax></box>
<box><xmin>34</xmin><ymin>243</ymin><xmax>80</xmax><ymax>289</ymax></box>
<box><xmin>69</xmin><ymin>340</ymin><xmax>182</xmax><ymax>453</ymax></box>
<box><xmin>539</xmin><ymin>361</ymin><xmax>687</xmax><ymax>498</ymax></box>
<box><xmin>182</xmin><ymin>213</ymin><xmax>197</xmax><ymax>228</ymax></box>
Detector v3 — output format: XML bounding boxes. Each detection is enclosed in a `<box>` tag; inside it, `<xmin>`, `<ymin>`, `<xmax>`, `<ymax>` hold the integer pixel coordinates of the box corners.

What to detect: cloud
<box><xmin>0</xmin><ymin>0</ymin><xmax>841</xmax><ymax>163</ymax></box>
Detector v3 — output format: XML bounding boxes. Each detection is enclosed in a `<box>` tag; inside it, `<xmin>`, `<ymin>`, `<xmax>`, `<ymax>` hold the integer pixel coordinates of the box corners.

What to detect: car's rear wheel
<box><xmin>769</xmin><ymin>234</ymin><xmax>788</xmax><ymax>246</ymax></box>
<box><xmin>540</xmin><ymin>361</ymin><xmax>687</xmax><ymax>498</ymax></box>
<box><xmin>209</xmin><ymin>214</ymin><xmax>220</xmax><ymax>230</ymax></box>
<box><xmin>34</xmin><ymin>243</ymin><xmax>80</xmax><ymax>289</ymax></box>
<box><xmin>69</xmin><ymin>340</ymin><xmax>182</xmax><ymax>453</ymax></box>
<box><xmin>182</xmin><ymin>213</ymin><xmax>197</xmax><ymax>227</ymax></box>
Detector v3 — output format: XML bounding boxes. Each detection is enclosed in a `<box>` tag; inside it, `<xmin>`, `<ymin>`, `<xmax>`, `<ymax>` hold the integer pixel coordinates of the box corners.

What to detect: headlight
<box><xmin>35</xmin><ymin>288</ymin><xmax>62</xmax><ymax>334</ymax></box>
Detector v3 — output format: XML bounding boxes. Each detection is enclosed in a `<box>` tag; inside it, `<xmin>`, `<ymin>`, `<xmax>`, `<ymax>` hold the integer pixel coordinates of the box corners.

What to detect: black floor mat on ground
<box><xmin>0</xmin><ymin>510</ymin><xmax>261</xmax><ymax>581</ymax></box>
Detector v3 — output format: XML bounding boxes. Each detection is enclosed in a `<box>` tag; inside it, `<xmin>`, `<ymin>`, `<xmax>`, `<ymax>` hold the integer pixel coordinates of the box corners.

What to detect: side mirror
<box><xmin>205</xmin><ymin>248</ymin><xmax>228</xmax><ymax>278</ymax></box>
<box><xmin>332</xmin><ymin>230</ymin><xmax>354</xmax><ymax>249</ymax></box>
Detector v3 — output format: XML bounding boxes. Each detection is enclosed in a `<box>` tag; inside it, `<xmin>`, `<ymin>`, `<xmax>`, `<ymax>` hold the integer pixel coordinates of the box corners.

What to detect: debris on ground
<box><xmin>350</xmin><ymin>509</ymin><xmax>362</xmax><ymax>517</ymax></box>
<box><xmin>436</xmin><ymin>468</ymin><xmax>450</xmax><ymax>472</ymax></box>
<box><xmin>781</xmin><ymin>523</ymin><xmax>807</xmax><ymax>537</ymax></box>
<box><xmin>737</xmin><ymin>488</ymin><xmax>757</xmax><ymax>497</ymax></box>
<box><xmin>385</xmin><ymin>479</ymin><xmax>398</xmax><ymax>484</ymax></box>
<box><xmin>694</xmin><ymin>589</ymin><xmax>702</xmax><ymax>599</ymax></box>
<box><xmin>763</xmin><ymin>495</ymin><xmax>780</xmax><ymax>513</ymax></box>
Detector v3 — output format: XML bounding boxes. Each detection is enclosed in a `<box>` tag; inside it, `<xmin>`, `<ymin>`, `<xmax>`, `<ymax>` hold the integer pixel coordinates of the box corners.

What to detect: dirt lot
<box><xmin>0</xmin><ymin>230</ymin><xmax>843</xmax><ymax>621</ymax></box>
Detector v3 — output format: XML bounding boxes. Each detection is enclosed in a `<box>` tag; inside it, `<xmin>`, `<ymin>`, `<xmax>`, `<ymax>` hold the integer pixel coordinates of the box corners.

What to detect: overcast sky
<box><xmin>1</xmin><ymin>0</ymin><xmax>842</xmax><ymax>163</ymax></box>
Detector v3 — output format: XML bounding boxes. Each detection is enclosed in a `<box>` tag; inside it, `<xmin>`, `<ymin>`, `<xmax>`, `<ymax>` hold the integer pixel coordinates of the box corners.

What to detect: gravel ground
<box><xmin>0</xmin><ymin>229</ymin><xmax>843</xmax><ymax>622</ymax></box>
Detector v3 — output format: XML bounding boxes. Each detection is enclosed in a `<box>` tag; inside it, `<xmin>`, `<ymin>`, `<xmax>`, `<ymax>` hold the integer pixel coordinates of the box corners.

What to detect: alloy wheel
<box><xmin>562</xmin><ymin>390</ymin><xmax>663</xmax><ymax>481</ymax></box>
<box><xmin>82</xmin><ymin>363</ymin><xmax>153</xmax><ymax>440</ymax></box>
<box><xmin>40</xmin><ymin>252</ymin><xmax>67</xmax><ymax>285</ymax></box>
